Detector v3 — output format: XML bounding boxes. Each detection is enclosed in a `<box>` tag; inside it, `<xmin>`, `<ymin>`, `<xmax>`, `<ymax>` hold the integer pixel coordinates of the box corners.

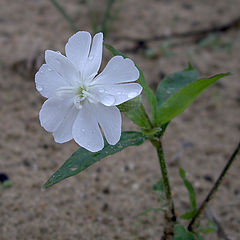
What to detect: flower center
<box><xmin>56</xmin><ymin>84</ymin><xmax>98</xmax><ymax>110</ymax></box>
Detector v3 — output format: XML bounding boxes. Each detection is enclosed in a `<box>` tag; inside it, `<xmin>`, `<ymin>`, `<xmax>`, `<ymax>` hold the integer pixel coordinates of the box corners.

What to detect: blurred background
<box><xmin>0</xmin><ymin>0</ymin><xmax>239</xmax><ymax>239</ymax></box>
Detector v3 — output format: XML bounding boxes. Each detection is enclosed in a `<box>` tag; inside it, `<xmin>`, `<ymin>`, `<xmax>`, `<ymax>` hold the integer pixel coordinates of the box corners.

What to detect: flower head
<box><xmin>35</xmin><ymin>31</ymin><xmax>142</xmax><ymax>152</ymax></box>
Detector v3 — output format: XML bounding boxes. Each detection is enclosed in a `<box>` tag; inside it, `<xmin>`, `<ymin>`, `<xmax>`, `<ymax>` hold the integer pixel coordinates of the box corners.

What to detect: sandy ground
<box><xmin>0</xmin><ymin>0</ymin><xmax>239</xmax><ymax>239</ymax></box>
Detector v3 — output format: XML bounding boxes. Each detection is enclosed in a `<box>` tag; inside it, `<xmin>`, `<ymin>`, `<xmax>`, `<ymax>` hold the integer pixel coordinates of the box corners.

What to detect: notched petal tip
<box><xmin>94</xmin><ymin>55</ymin><xmax>140</xmax><ymax>84</ymax></box>
<box><xmin>66</xmin><ymin>31</ymin><xmax>92</xmax><ymax>46</ymax></box>
<box><xmin>123</xmin><ymin>57</ymin><xmax>140</xmax><ymax>80</ymax></box>
<box><xmin>94</xmin><ymin>32</ymin><xmax>103</xmax><ymax>40</ymax></box>
<box><xmin>65</xmin><ymin>31</ymin><xmax>92</xmax><ymax>71</ymax></box>
<box><xmin>45</xmin><ymin>49</ymin><xmax>58</xmax><ymax>59</ymax></box>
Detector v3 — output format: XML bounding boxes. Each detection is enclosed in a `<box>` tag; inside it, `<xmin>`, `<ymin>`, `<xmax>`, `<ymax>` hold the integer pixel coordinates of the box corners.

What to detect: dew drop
<box><xmin>128</xmin><ymin>92</ymin><xmax>137</xmax><ymax>98</ymax></box>
<box><xmin>81</xmin><ymin>129</ymin><xmax>86</xmax><ymax>132</ymax></box>
<box><xmin>98</xmin><ymin>89</ymin><xmax>104</xmax><ymax>93</ymax></box>
<box><xmin>102</xmin><ymin>95</ymin><xmax>115</xmax><ymax>106</ymax></box>
<box><xmin>37</xmin><ymin>86</ymin><xmax>43</xmax><ymax>91</ymax></box>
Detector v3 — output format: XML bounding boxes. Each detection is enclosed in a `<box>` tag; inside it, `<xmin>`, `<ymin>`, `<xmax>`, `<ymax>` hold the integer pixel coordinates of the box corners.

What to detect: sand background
<box><xmin>0</xmin><ymin>0</ymin><xmax>239</xmax><ymax>239</ymax></box>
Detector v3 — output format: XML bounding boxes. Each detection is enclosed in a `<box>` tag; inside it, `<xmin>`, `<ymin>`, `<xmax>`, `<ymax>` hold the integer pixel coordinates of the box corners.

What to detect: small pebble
<box><xmin>42</xmin><ymin>144</ymin><xmax>49</xmax><ymax>149</ymax></box>
<box><xmin>132</xmin><ymin>183</ymin><xmax>140</xmax><ymax>190</ymax></box>
<box><xmin>124</xmin><ymin>165</ymin><xmax>129</xmax><ymax>171</ymax></box>
<box><xmin>102</xmin><ymin>203</ymin><xmax>109</xmax><ymax>211</ymax></box>
<box><xmin>0</xmin><ymin>173</ymin><xmax>9</xmax><ymax>183</ymax></box>
<box><xmin>203</xmin><ymin>175</ymin><xmax>213</xmax><ymax>182</ymax></box>
<box><xmin>234</xmin><ymin>189</ymin><xmax>239</xmax><ymax>195</ymax></box>
<box><xmin>102</xmin><ymin>187</ymin><xmax>110</xmax><ymax>194</ymax></box>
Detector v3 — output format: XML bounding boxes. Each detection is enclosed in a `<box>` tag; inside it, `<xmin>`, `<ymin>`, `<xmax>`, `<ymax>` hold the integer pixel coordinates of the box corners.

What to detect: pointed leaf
<box><xmin>138</xmin><ymin>207</ymin><xmax>166</xmax><ymax>217</ymax></box>
<box><xmin>200</xmin><ymin>220</ymin><xmax>218</xmax><ymax>234</ymax></box>
<box><xmin>117</xmin><ymin>96</ymin><xmax>152</xmax><ymax>128</ymax></box>
<box><xmin>44</xmin><ymin>131</ymin><xmax>146</xmax><ymax>188</ymax></box>
<box><xmin>179</xmin><ymin>168</ymin><xmax>197</xmax><ymax>218</ymax></box>
<box><xmin>195</xmin><ymin>233</ymin><xmax>206</xmax><ymax>240</ymax></box>
<box><xmin>174</xmin><ymin>224</ymin><xmax>196</xmax><ymax>240</ymax></box>
<box><xmin>117</xmin><ymin>96</ymin><xmax>142</xmax><ymax>112</ymax></box>
<box><xmin>156</xmin><ymin>73</ymin><xmax>230</xmax><ymax>124</ymax></box>
<box><xmin>124</xmin><ymin>103</ymin><xmax>152</xmax><ymax>128</ymax></box>
<box><xmin>157</xmin><ymin>64</ymin><xmax>199</xmax><ymax>108</ymax></box>
<box><xmin>180</xmin><ymin>210</ymin><xmax>197</xmax><ymax>220</ymax></box>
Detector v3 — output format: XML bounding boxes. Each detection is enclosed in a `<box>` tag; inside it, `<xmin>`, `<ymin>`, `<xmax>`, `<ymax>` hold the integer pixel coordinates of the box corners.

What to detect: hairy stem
<box><xmin>152</xmin><ymin>139</ymin><xmax>176</xmax><ymax>239</ymax></box>
<box><xmin>188</xmin><ymin>141</ymin><xmax>240</xmax><ymax>231</ymax></box>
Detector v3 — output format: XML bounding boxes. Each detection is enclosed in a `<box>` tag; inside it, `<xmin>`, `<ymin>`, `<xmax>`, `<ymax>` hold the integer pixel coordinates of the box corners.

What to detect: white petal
<box><xmin>93</xmin><ymin>56</ymin><xmax>139</xmax><ymax>85</ymax></box>
<box><xmin>35</xmin><ymin>64</ymin><xmax>69</xmax><ymax>98</ymax></box>
<box><xmin>92</xmin><ymin>83</ymin><xmax>142</xmax><ymax>105</ymax></box>
<box><xmin>90</xmin><ymin>90</ymin><xmax>116</xmax><ymax>106</ymax></box>
<box><xmin>83</xmin><ymin>32</ymin><xmax>103</xmax><ymax>81</ymax></box>
<box><xmin>93</xmin><ymin>103</ymin><xmax>121</xmax><ymax>145</ymax></box>
<box><xmin>65</xmin><ymin>31</ymin><xmax>91</xmax><ymax>72</ymax></box>
<box><xmin>72</xmin><ymin>102</ymin><xmax>104</xmax><ymax>152</ymax></box>
<box><xmin>39</xmin><ymin>97</ymin><xmax>74</xmax><ymax>132</ymax></box>
<box><xmin>45</xmin><ymin>50</ymin><xmax>78</xmax><ymax>85</ymax></box>
<box><xmin>53</xmin><ymin>107</ymin><xmax>78</xmax><ymax>143</ymax></box>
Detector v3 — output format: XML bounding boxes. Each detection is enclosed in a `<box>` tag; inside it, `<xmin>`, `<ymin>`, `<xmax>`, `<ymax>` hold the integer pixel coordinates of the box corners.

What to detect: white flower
<box><xmin>35</xmin><ymin>31</ymin><xmax>142</xmax><ymax>152</ymax></box>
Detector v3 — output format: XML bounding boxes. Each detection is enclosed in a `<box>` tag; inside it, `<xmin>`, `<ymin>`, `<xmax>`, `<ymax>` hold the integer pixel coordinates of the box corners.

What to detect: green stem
<box><xmin>152</xmin><ymin>139</ymin><xmax>176</xmax><ymax>239</ymax></box>
<box><xmin>141</xmin><ymin>104</ymin><xmax>154</xmax><ymax>129</ymax></box>
<box><xmin>50</xmin><ymin>0</ymin><xmax>79</xmax><ymax>32</ymax></box>
<box><xmin>100</xmin><ymin>0</ymin><xmax>116</xmax><ymax>37</ymax></box>
<box><xmin>188</xmin><ymin>141</ymin><xmax>240</xmax><ymax>231</ymax></box>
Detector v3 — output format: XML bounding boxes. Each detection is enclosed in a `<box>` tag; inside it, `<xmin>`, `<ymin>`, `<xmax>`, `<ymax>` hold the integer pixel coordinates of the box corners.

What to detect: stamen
<box><xmin>74</xmin><ymin>95</ymin><xmax>86</xmax><ymax>109</ymax></box>
<box><xmin>82</xmin><ymin>90</ymin><xmax>99</xmax><ymax>104</ymax></box>
<box><xmin>56</xmin><ymin>86</ymin><xmax>76</xmax><ymax>97</ymax></box>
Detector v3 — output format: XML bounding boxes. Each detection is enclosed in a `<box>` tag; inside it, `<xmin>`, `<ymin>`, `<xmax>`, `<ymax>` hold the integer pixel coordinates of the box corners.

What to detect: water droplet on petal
<box><xmin>128</xmin><ymin>92</ymin><xmax>137</xmax><ymax>98</ymax></box>
<box><xmin>81</xmin><ymin>129</ymin><xmax>86</xmax><ymax>132</ymax></box>
<box><xmin>37</xmin><ymin>86</ymin><xmax>43</xmax><ymax>91</ymax></box>
<box><xmin>117</xmin><ymin>92</ymin><xmax>122</xmax><ymax>95</ymax></box>
<box><xmin>102</xmin><ymin>95</ymin><xmax>115</xmax><ymax>106</ymax></box>
<box><xmin>89</xmin><ymin>56</ymin><xmax>94</xmax><ymax>61</ymax></box>
<box><xmin>98</xmin><ymin>88</ymin><xmax>104</xmax><ymax>93</ymax></box>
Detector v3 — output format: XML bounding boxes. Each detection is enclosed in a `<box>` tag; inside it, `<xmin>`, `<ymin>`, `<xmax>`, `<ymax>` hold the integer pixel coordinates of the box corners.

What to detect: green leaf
<box><xmin>125</xmin><ymin>103</ymin><xmax>152</xmax><ymax>128</ymax></box>
<box><xmin>104</xmin><ymin>43</ymin><xmax>157</xmax><ymax>122</ymax></box>
<box><xmin>200</xmin><ymin>220</ymin><xmax>217</xmax><ymax>234</ymax></box>
<box><xmin>153</xmin><ymin>178</ymin><xmax>164</xmax><ymax>193</ymax></box>
<box><xmin>117</xmin><ymin>96</ymin><xmax>142</xmax><ymax>112</ymax></box>
<box><xmin>179</xmin><ymin>168</ymin><xmax>197</xmax><ymax>219</ymax></box>
<box><xmin>138</xmin><ymin>207</ymin><xmax>166</xmax><ymax>217</ymax></box>
<box><xmin>156</xmin><ymin>64</ymin><xmax>199</xmax><ymax>108</ymax></box>
<box><xmin>174</xmin><ymin>224</ymin><xmax>196</xmax><ymax>240</ymax></box>
<box><xmin>156</xmin><ymin>73</ymin><xmax>230</xmax><ymax>124</ymax></box>
<box><xmin>44</xmin><ymin>131</ymin><xmax>146</xmax><ymax>188</ymax></box>
<box><xmin>195</xmin><ymin>233</ymin><xmax>206</xmax><ymax>240</ymax></box>
<box><xmin>152</xmin><ymin>179</ymin><xmax>166</xmax><ymax>203</ymax></box>
<box><xmin>117</xmin><ymin>96</ymin><xmax>152</xmax><ymax>128</ymax></box>
<box><xmin>180</xmin><ymin>210</ymin><xmax>197</xmax><ymax>220</ymax></box>
<box><xmin>0</xmin><ymin>180</ymin><xmax>12</xmax><ymax>190</ymax></box>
